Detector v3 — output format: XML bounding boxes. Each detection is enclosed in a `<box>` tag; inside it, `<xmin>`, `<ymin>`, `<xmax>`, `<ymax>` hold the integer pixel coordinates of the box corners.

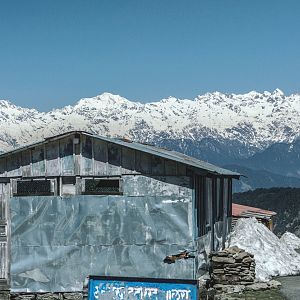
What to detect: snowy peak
<box><xmin>0</xmin><ymin>89</ymin><xmax>299</xmax><ymax>153</ymax></box>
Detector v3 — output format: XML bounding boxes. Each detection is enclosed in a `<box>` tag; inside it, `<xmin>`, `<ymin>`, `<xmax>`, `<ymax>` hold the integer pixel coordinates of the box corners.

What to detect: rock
<box><xmin>0</xmin><ymin>292</ymin><xmax>11</xmax><ymax>300</ymax></box>
<box><xmin>245</xmin><ymin>282</ymin><xmax>269</xmax><ymax>291</ymax></box>
<box><xmin>240</xmin><ymin>281</ymin><xmax>254</xmax><ymax>286</ymax></box>
<box><xmin>267</xmin><ymin>280</ymin><xmax>281</xmax><ymax>289</ymax></box>
<box><xmin>223</xmin><ymin>263</ymin><xmax>242</xmax><ymax>268</ymax></box>
<box><xmin>241</xmin><ymin>275</ymin><xmax>255</xmax><ymax>282</ymax></box>
<box><xmin>210</xmin><ymin>251</ymin><xmax>228</xmax><ymax>257</ymax></box>
<box><xmin>213</xmin><ymin>269</ymin><xmax>225</xmax><ymax>274</ymax></box>
<box><xmin>210</xmin><ymin>246</ymin><xmax>256</xmax><ymax>289</ymax></box>
<box><xmin>212</xmin><ymin>256</ymin><xmax>235</xmax><ymax>264</ymax></box>
<box><xmin>242</xmin><ymin>257</ymin><xmax>254</xmax><ymax>264</ymax></box>
<box><xmin>225</xmin><ymin>246</ymin><xmax>243</xmax><ymax>254</ymax></box>
<box><xmin>13</xmin><ymin>295</ymin><xmax>36</xmax><ymax>300</ymax></box>
<box><xmin>234</xmin><ymin>251</ymin><xmax>249</xmax><ymax>261</ymax></box>
<box><xmin>215</xmin><ymin>284</ymin><xmax>246</xmax><ymax>294</ymax></box>
<box><xmin>36</xmin><ymin>294</ymin><xmax>62</xmax><ymax>300</ymax></box>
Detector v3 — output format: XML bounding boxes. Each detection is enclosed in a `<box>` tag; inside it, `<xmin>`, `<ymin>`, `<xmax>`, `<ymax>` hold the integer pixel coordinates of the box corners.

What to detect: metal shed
<box><xmin>0</xmin><ymin>131</ymin><xmax>239</xmax><ymax>293</ymax></box>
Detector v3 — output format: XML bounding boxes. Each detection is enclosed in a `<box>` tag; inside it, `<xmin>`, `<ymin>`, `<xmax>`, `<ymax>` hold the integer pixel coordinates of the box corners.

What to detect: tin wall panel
<box><xmin>10</xmin><ymin>191</ymin><xmax>195</xmax><ymax>292</ymax></box>
<box><xmin>123</xmin><ymin>176</ymin><xmax>192</xmax><ymax>198</ymax></box>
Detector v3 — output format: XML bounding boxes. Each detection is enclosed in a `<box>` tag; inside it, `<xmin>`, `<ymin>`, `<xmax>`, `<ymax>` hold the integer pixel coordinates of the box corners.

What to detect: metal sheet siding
<box><xmin>10</xmin><ymin>193</ymin><xmax>195</xmax><ymax>292</ymax></box>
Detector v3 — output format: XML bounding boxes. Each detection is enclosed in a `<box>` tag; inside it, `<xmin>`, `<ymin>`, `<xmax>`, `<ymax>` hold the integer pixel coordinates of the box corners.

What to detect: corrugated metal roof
<box><xmin>232</xmin><ymin>203</ymin><xmax>276</xmax><ymax>217</ymax></box>
<box><xmin>0</xmin><ymin>131</ymin><xmax>240</xmax><ymax>177</ymax></box>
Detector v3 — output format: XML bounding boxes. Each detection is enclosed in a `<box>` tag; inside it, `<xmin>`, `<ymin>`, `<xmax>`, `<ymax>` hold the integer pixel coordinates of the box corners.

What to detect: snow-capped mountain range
<box><xmin>0</xmin><ymin>89</ymin><xmax>299</xmax><ymax>155</ymax></box>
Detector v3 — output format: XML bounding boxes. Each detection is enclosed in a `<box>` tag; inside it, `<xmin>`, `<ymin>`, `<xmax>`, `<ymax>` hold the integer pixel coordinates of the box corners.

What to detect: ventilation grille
<box><xmin>15</xmin><ymin>180</ymin><xmax>53</xmax><ymax>196</ymax></box>
<box><xmin>84</xmin><ymin>179</ymin><xmax>122</xmax><ymax>195</ymax></box>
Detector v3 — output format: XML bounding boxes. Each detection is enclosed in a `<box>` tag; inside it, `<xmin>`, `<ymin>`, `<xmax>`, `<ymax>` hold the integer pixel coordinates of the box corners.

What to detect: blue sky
<box><xmin>0</xmin><ymin>0</ymin><xmax>300</xmax><ymax>111</ymax></box>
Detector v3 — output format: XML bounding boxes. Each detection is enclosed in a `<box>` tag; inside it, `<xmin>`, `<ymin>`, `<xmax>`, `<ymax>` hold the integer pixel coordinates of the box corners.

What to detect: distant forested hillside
<box><xmin>233</xmin><ymin>188</ymin><xmax>300</xmax><ymax>236</ymax></box>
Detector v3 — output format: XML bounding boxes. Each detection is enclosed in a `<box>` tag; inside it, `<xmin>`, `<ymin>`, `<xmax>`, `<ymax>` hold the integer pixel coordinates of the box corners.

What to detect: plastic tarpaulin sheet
<box><xmin>10</xmin><ymin>194</ymin><xmax>195</xmax><ymax>292</ymax></box>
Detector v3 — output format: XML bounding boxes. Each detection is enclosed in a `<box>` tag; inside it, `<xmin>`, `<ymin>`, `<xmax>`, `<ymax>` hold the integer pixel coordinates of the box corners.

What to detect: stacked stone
<box><xmin>10</xmin><ymin>292</ymin><xmax>84</xmax><ymax>300</ymax></box>
<box><xmin>210</xmin><ymin>246</ymin><xmax>256</xmax><ymax>286</ymax></box>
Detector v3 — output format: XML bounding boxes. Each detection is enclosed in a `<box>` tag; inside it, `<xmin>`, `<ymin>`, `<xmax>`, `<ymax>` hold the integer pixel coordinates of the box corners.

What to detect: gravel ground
<box><xmin>276</xmin><ymin>276</ymin><xmax>300</xmax><ymax>300</ymax></box>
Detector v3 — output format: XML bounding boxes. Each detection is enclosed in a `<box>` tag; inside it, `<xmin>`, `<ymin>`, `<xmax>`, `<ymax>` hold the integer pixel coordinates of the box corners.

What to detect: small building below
<box><xmin>232</xmin><ymin>203</ymin><xmax>276</xmax><ymax>231</ymax></box>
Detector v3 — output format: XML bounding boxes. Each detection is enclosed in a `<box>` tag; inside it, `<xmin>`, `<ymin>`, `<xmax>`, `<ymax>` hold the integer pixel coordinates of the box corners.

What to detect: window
<box><xmin>14</xmin><ymin>179</ymin><xmax>54</xmax><ymax>196</ymax></box>
<box><xmin>83</xmin><ymin>178</ymin><xmax>122</xmax><ymax>195</ymax></box>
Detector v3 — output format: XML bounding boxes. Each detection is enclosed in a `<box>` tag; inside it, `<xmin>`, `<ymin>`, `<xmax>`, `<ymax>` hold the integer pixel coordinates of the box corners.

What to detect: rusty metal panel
<box><xmin>32</xmin><ymin>146</ymin><xmax>45</xmax><ymax>177</ymax></box>
<box><xmin>10</xmin><ymin>191</ymin><xmax>196</xmax><ymax>292</ymax></box>
<box><xmin>45</xmin><ymin>141</ymin><xmax>60</xmax><ymax>176</ymax></box>
<box><xmin>81</xmin><ymin>135</ymin><xmax>93</xmax><ymax>176</ymax></box>
<box><xmin>93</xmin><ymin>139</ymin><xmax>108</xmax><ymax>176</ymax></box>
<box><xmin>59</xmin><ymin>137</ymin><xmax>75</xmax><ymax>176</ymax></box>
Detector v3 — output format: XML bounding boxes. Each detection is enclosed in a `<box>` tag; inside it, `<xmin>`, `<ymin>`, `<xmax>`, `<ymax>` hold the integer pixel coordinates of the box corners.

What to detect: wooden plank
<box><xmin>46</xmin><ymin>141</ymin><xmax>60</xmax><ymax>176</ymax></box>
<box><xmin>121</xmin><ymin>147</ymin><xmax>137</xmax><ymax>174</ymax></box>
<box><xmin>81</xmin><ymin>135</ymin><xmax>93</xmax><ymax>175</ymax></box>
<box><xmin>6</xmin><ymin>153</ymin><xmax>21</xmax><ymax>177</ymax></box>
<box><xmin>0</xmin><ymin>158</ymin><xmax>6</xmax><ymax>177</ymax></box>
<box><xmin>0</xmin><ymin>241</ymin><xmax>7</xmax><ymax>279</ymax></box>
<box><xmin>165</xmin><ymin>159</ymin><xmax>177</xmax><ymax>175</ymax></box>
<box><xmin>59</xmin><ymin>137</ymin><xmax>75</xmax><ymax>176</ymax></box>
<box><xmin>107</xmin><ymin>143</ymin><xmax>121</xmax><ymax>176</ymax></box>
<box><xmin>135</xmin><ymin>151</ymin><xmax>151</xmax><ymax>174</ymax></box>
<box><xmin>151</xmin><ymin>155</ymin><xmax>164</xmax><ymax>175</ymax></box>
<box><xmin>93</xmin><ymin>139</ymin><xmax>108</xmax><ymax>176</ymax></box>
<box><xmin>0</xmin><ymin>184</ymin><xmax>4</xmax><ymax>220</ymax></box>
<box><xmin>177</xmin><ymin>163</ymin><xmax>186</xmax><ymax>176</ymax></box>
<box><xmin>32</xmin><ymin>146</ymin><xmax>45</xmax><ymax>177</ymax></box>
<box><xmin>21</xmin><ymin>150</ymin><xmax>31</xmax><ymax>177</ymax></box>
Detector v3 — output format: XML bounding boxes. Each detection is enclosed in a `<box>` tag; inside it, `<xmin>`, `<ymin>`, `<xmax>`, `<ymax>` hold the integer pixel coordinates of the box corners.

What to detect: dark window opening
<box><xmin>84</xmin><ymin>179</ymin><xmax>122</xmax><ymax>195</ymax></box>
<box><xmin>15</xmin><ymin>180</ymin><xmax>53</xmax><ymax>196</ymax></box>
<box><xmin>62</xmin><ymin>176</ymin><xmax>76</xmax><ymax>185</ymax></box>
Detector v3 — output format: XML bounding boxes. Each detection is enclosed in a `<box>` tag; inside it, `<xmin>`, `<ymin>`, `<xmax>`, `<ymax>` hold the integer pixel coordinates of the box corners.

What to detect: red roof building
<box><xmin>232</xmin><ymin>203</ymin><xmax>277</xmax><ymax>231</ymax></box>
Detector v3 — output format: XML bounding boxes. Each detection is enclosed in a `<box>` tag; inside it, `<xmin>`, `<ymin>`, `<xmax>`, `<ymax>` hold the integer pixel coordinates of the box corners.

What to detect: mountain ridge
<box><xmin>0</xmin><ymin>89</ymin><xmax>299</xmax><ymax>154</ymax></box>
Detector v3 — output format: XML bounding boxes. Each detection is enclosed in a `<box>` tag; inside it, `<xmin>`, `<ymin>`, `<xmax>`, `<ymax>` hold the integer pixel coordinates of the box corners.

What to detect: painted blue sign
<box><xmin>88</xmin><ymin>276</ymin><xmax>198</xmax><ymax>300</ymax></box>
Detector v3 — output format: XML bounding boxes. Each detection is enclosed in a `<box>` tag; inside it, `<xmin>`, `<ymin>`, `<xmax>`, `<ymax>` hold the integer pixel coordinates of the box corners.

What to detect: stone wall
<box><xmin>210</xmin><ymin>246</ymin><xmax>255</xmax><ymax>286</ymax></box>
<box><xmin>7</xmin><ymin>292</ymin><xmax>85</xmax><ymax>300</ymax></box>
